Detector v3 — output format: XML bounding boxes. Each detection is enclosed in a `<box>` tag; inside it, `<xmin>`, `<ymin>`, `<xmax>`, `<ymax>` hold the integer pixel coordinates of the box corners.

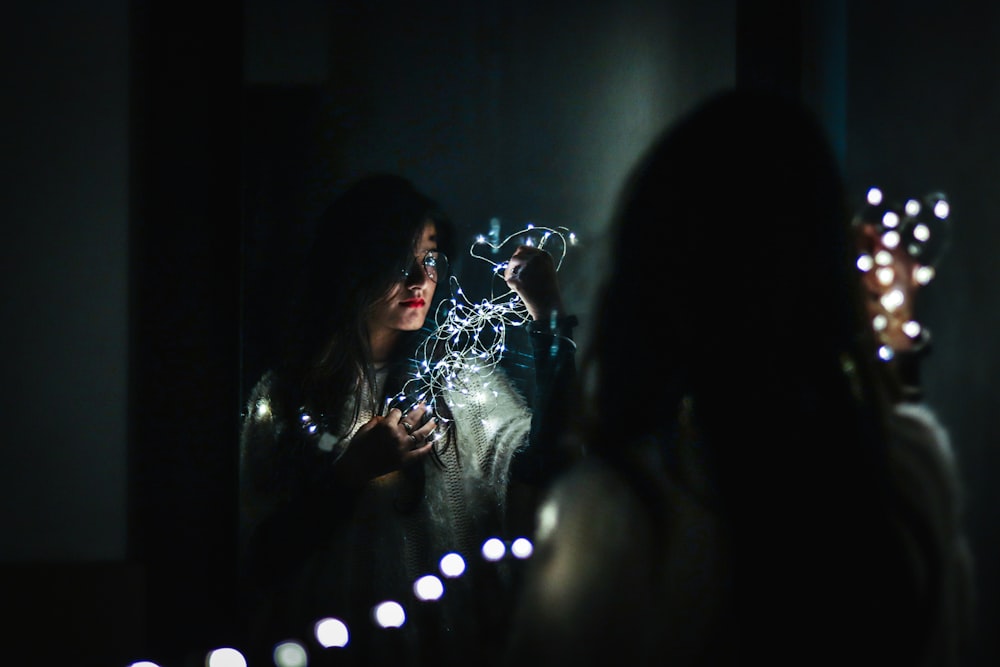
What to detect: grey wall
<box><xmin>1</xmin><ymin>1</ymin><xmax>129</xmax><ymax>561</ymax></box>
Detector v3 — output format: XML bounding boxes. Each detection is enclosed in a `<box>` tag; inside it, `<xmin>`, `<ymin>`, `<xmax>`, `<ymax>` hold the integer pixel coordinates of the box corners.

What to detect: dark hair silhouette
<box><xmin>277</xmin><ymin>173</ymin><xmax>456</xmax><ymax>447</ymax></box>
<box><xmin>583</xmin><ymin>89</ymin><xmax>919</xmax><ymax>663</ymax></box>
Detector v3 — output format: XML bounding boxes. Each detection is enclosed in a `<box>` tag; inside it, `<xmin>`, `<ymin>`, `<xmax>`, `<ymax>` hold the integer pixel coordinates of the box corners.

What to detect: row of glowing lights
<box><xmin>126</xmin><ymin>537</ymin><xmax>534</xmax><ymax>667</ymax></box>
<box><xmin>857</xmin><ymin>187</ymin><xmax>948</xmax><ymax>362</ymax></box>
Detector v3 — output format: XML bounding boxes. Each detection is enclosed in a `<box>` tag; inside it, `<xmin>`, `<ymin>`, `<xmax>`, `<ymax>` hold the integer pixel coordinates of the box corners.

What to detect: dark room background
<box><xmin>2</xmin><ymin>1</ymin><xmax>997</xmax><ymax>665</ymax></box>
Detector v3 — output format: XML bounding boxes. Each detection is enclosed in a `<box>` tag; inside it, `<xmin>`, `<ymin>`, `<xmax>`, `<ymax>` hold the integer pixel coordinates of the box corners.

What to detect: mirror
<box><xmin>239</xmin><ymin>0</ymin><xmax>736</xmax><ymax>660</ymax></box>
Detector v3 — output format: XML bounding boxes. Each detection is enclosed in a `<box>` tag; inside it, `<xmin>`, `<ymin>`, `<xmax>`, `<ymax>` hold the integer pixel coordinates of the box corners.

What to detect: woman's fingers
<box><xmin>411</xmin><ymin>417</ymin><xmax>437</xmax><ymax>444</ymax></box>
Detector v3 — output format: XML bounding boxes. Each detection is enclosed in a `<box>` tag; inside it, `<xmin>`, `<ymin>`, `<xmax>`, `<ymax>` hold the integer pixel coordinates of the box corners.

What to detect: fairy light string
<box><xmin>853</xmin><ymin>185</ymin><xmax>950</xmax><ymax>363</ymax></box>
<box><xmin>388</xmin><ymin>223</ymin><xmax>578</xmax><ymax>439</ymax></box>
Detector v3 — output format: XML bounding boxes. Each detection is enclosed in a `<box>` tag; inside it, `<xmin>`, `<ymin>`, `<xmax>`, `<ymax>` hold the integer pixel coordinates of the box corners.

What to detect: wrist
<box><xmin>528</xmin><ymin>313</ymin><xmax>578</xmax><ymax>334</ymax></box>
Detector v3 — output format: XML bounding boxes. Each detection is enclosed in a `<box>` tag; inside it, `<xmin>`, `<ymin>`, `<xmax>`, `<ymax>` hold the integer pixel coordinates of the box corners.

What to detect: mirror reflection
<box><xmin>239</xmin><ymin>3</ymin><xmax>972</xmax><ymax>667</ymax></box>
<box><xmin>238</xmin><ymin>172</ymin><xmax>580</xmax><ymax>664</ymax></box>
<box><xmin>240</xmin><ymin>3</ymin><xmax>734</xmax><ymax>661</ymax></box>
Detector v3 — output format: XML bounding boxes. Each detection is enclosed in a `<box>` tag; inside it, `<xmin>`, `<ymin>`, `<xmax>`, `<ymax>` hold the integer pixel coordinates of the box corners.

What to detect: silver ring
<box><xmin>401</xmin><ymin>420</ymin><xmax>413</xmax><ymax>434</ymax></box>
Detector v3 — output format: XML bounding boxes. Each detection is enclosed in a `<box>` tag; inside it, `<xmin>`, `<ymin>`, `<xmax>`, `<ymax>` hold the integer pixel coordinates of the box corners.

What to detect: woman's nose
<box><xmin>404</xmin><ymin>258</ymin><xmax>430</xmax><ymax>286</ymax></box>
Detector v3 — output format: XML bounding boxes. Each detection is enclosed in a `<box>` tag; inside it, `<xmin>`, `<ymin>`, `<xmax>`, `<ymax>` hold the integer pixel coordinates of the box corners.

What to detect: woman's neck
<box><xmin>369</xmin><ymin>328</ymin><xmax>402</xmax><ymax>369</ymax></box>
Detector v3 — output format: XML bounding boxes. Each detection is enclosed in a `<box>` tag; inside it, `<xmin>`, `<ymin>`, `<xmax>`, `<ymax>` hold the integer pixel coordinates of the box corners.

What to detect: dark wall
<box><xmin>1</xmin><ymin>1</ymin><xmax>129</xmax><ymax>562</ymax></box>
<box><xmin>847</xmin><ymin>3</ymin><xmax>1000</xmax><ymax>665</ymax></box>
<box><xmin>128</xmin><ymin>0</ymin><xmax>244</xmax><ymax>661</ymax></box>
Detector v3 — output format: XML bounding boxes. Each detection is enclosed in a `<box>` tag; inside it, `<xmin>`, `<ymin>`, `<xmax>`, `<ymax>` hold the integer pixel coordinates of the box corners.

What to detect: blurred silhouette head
<box><xmin>585</xmin><ymin>92</ymin><xmax>897</xmax><ymax>658</ymax></box>
<box><xmin>590</xmin><ymin>89</ymin><xmax>882</xmax><ymax>459</ymax></box>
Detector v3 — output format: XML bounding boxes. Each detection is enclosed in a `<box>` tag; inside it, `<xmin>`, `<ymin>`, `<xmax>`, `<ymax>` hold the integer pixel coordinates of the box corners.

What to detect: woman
<box><xmin>503</xmin><ymin>90</ymin><xmax>972</xmax><ymax>666</ymax></box>
<box><xmin>239</xmin><ymin>173</ymin><xmax>578</xmax><ymax>665</ymax></box>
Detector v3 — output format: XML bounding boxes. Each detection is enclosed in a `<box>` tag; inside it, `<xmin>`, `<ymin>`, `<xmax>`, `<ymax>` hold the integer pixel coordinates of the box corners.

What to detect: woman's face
<box><xmin>367</xmin><ymin>221</ymin><xmax>441</xmax><ymax>339</ymax></box>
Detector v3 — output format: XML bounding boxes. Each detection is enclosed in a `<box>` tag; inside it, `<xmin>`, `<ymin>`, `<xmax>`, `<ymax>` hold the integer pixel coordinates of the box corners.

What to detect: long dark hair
<box><xmin>277</xmin><ymin>173</ymin><xmax>457</xmax><ymax>454</ymax></box>
<box><xmin>582</xmin><ymin>89</ymin><xmax>914</xmax><ymax>661</ymax></box>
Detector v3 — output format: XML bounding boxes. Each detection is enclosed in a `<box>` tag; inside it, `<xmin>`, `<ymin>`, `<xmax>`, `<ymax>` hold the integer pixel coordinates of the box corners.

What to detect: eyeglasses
<box><xmin>401</xmin><ymin>250</ymin><xmax>448</xmax><ymax>283</ymax></box>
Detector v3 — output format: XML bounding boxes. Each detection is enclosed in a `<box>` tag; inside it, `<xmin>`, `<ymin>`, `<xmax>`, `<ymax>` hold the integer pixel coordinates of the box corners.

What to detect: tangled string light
<box><xmin>386</xmin><ymin>222</ymin><xmax>578</xmax><ymax>437</ymax></box>
<box><xmin>853</xmin><ymin>186</ymin><xmax>951</xmax><ymax>362</ymax></box>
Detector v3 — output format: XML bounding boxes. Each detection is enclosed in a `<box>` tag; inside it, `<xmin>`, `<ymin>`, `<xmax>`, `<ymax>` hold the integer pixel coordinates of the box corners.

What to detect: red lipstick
<box><xmin>401</xmin><ymin>298</ymin><xmax>425</xmax><ymax>309</ymax></box>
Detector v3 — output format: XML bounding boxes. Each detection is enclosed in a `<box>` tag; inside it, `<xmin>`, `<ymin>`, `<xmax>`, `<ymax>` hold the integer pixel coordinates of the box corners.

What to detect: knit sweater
<box><xmin>238</xmin><ymin>324</ymin><xmax>577</xmax><ymax>665</ymax></box>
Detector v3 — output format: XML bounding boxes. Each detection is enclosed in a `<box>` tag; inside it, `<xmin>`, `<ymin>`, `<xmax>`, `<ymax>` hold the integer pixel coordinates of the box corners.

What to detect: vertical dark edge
<box><xmin>735</xmin><ymin>0</ymin><xmax>804</xmax><ymax>98</ymax></box>
<box><xmin>735</xmin><ymin>0</ymin><xmax>848</xmax><ymax>167</ymax></box>
<box><xmin>128</xmin><ymin>0</ymin><xmax>243</xmax><ymax>660</ymax></box>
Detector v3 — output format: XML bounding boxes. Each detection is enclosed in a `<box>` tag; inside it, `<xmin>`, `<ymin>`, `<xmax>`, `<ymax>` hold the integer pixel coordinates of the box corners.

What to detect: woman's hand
<box><xmin>503</xmin><ymin>245</ymin><xmax>566</xmax><ymax>322</ymax></box>
<box><xmin>331</xmin><ymin>404</ymin><xmax>436</xmax><ymax>488</ymax></box>
<box><xmin>857</xmin><ymin>223</ymin><xmax>924</xmax><ymax>354</ymax></box>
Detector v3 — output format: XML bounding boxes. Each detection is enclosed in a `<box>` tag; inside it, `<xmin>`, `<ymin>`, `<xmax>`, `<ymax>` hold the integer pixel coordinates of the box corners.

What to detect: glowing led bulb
<box><xmin>872</xmin><ymin>314</ymin><xmax>888</xmax><ymax>331</ymax></box>
<box><xmin>315</xmin><ymin>617</ymin><xmax>350</xmax><ymax>648</ymax></box>
<box><xmin>511</xmin><ymin>537</ymin><xmax>534</xmax><ymax>559</ymax></box>
<box><xmin>913</xmin><ymin>223</ymin><xmax>930</xmax><ymax>242</ymax></box>
<box><xmin>878</xmin><ymin>345</ymin><xmax>895</xmax><ymax>361</ymax></box>
<box><xmin>881</xmin><ymin>230</ymin><xmax>900</xmax><ymax>249</ymax></box>
<box><xmin>904</xmin><ymin>199</ymin><xmax>921</xmax><ymax>216</ymax></box>
<box><xmin>880</xmin><ymin>288</ymin><xmax>905</xmax><ymax>312</ymax></box>
<box><xmin>414</xmin><ymin>575</ymin><xmax>445</xmax><ymax>601</ymax></box>
<box><xmin>372</xmin><ymin>601</ymin><xmax>406</xmax><ymax>628</ymax></box>
<box><xmin>875</xmin><ymin>250</ymin><xmax>893</xmax><ymax>266</ymax></box>
<box><xmin>934</xmin><ymin>200</ymin><xmax>950</xmax><ymax>219</ymax></box>
<box><xmin>882</xmin><ymin>211</ymin><xmax>900</xmax><ymax>228</ymax></box>
<box><xmin>482</xmin><ymin>537</ymin><xmax>506</xmax><ymax>561</ymax></box>
<box><xmin>867</xmin><ymin>187</ymin><xmax>883</xmax><ymax>205</ymax></box>
<box><xmin>206</xmin><ymin>648</ymin><xmax>247</xmax><ymax>667</ymax></box>
<box><xmin>272</xmin><ymin>641</ymin><xmax>307</xmax><ymax>667</ymax></box>
<box><xmin>439</xmin><ymin>552</ymin><xmax>466</xmax><ymax>578</ymax></box>
<box><xmin>876</xmin><ymin>267</ymin><xmax>895</xmax><ymax>286</ymax></box>
<box><xmin>915</xmin><ymin>266</ymin><xmax>936</xmax><ymax>285</ymax></box>
<box><xmin>856</xmin><ymin>254</ymin><xmax>874</xmax><ymax>272</ymax></box>
<box><xmin>903</xmin><ymin>321</ymin><xmax>922</xmax><ymax>338</ymax></box>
